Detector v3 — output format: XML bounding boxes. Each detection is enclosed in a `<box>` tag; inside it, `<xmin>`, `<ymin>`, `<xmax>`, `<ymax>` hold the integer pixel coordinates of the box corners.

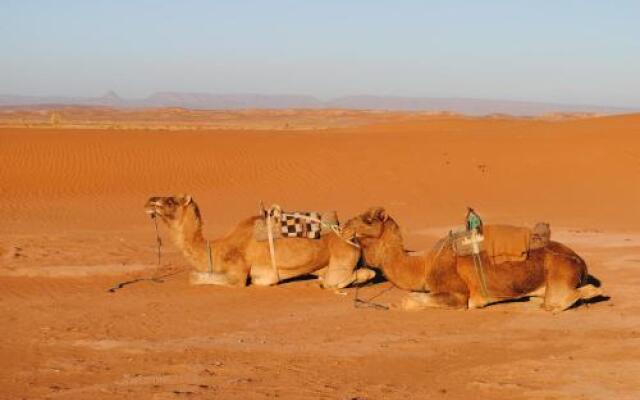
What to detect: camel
<box><xmin>144</xmin><ymin>195</ymin><xmax>375</xmax><ymax>288</ymax></box>
<box><xmin>342</xmin><ymin>207</ymin><xmax>604</xmax><ymax>312</ymax></box>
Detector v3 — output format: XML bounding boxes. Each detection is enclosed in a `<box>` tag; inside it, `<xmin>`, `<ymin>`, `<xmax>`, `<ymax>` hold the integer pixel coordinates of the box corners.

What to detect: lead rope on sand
<box><xmin>107</xmin><ymin>215</ymin><xmax>186</xmax><ymax>293</ymax></box>
<box><xmin>353</xmin><ymin>280</ymin><xmax>393</xmax><ymax>310</ymax></box>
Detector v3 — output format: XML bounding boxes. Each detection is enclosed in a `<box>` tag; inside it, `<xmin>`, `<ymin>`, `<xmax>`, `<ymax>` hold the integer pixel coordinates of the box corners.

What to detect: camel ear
<box><xmin>376</xmin><ymin>208</ymin><xmax>388</xmax><ymax>222</ymax></box>
<box><xmin>365</xmin><ymin>207</ymin><xmax>387</xmax><ymax>222</ymax></box>
<box><xmin>180</xmin><ymin>194</ymin><xmax>193</xmax><ymax>206</ymax></box>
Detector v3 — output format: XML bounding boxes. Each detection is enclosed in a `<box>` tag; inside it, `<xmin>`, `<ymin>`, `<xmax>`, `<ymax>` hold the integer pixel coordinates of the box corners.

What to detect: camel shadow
<box><xmin>277</xmin><ymin>274</ymin><xmax>318</xmax><ymax>285</ymax></box>
<box><xmin>356</xmin><ymin>268</ymin><xmax>388</xmax><ymax>286</ymax></box>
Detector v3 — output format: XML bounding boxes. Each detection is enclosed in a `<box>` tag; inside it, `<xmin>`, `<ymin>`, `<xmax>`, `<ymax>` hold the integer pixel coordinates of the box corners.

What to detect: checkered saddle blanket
<box><xmin>280</xmin><ymin>212</ymin><xmax>324</xmax><ymax>239</ymax></box>
<box><xmin>254</xmin><ymin>208</ymin><xmax>339</xmax><ymax>242</ymax></box>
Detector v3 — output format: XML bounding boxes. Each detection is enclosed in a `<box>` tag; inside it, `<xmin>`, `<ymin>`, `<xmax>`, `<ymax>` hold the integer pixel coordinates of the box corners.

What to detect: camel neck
<box><xmin>367</xmin><ymin>221</ymin><xmax>427</xmax><ymax>291</ymax></box>
<box><xmin>169</xmin><ymin>213</ymin><xmax>210</xmax><ymax>272</ymax></box>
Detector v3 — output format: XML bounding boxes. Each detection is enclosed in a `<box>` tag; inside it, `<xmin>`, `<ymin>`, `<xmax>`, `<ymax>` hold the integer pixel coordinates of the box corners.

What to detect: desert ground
<box><xmin>1</xmin><ymin>109</ymin><xmax>639</xmax><ymax>399</ymax></box>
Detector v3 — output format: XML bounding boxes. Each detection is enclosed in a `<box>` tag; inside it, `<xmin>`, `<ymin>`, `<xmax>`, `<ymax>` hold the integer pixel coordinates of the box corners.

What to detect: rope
<box><xmin>266</xmin><ymin>208</ymin><xmax>280</xmax><ymax>283</ymax></box>
<box><xmin>430</xmin><ymin>236</ymin><xmax>450</xmax><ymax>271</ymax></box>
<box><xmin>457</xmin><ymin>229</ymin><xmax>490</xmax><ymax>300</ymax></box>
<box><xmin>107</xmin><ymin>269</ymin><xmax>186</xmax><ymax>293</ymax></box>
<box><xmin>261</xmin><ymin>203</ymin><xmax>359</xmax><ymax>286</ymax></box>
<box><xmin>279</xmin><ymin>211</ymin><xmax>360</xmax><ymax>248</ymax></box>
<box><xmin>108</xmin><ymin>215</ymin><xmax>185</xmax><ymax>293</ymax></box>
<box><xmin>153</xmin><ymin>216</ymin><xmax>162</xmax><ymax>266</ymax></box>
<box><xmin>207</xmin><ymin>240</ymin><xmax>214</xmax><ymax>274</ymax></box>
<box><xmin>353</xmin><ymin>281</ymin><xmax>393</xmax><ymax>310</ymax></box>
<box><xmin>472</xmin><ymin>253</ymin><xmax>490</xmax><ymax>299</ymax></box>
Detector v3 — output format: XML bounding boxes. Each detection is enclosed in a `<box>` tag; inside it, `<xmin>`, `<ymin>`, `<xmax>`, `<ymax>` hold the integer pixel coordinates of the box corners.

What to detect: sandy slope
<box><xmin>0</xmin><ymin>111</ymin><xmax>639</xmax><ymax>399</ymax></box>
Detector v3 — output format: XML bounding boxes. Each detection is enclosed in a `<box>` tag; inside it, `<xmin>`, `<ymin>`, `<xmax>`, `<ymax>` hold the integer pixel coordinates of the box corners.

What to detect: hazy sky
<box><xmin>2</xmin><ymin>0</ymin><xmax>639</xmax><ymax>106</ymax></box>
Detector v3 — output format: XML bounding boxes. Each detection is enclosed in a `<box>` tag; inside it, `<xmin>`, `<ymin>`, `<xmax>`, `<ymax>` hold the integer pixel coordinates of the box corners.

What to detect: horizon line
<box><xmin>1</xmin><ymin>91</ymin><xmax>638</xmax><ymax>111</ymax></box>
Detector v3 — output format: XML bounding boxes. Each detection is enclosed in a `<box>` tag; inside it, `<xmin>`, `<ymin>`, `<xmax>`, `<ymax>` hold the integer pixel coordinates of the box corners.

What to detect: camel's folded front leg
<box><xmin>249</xmin><ymin>264</ymin><xmax>280</xmax><ymax>286</ymax></box>
<box><xmin>190</xmin><ymin>271</ymin><xmax>246</xmax><ymax>287</ymax></box>
<box><xmin>321</xmin><ymin>266</ymin><xmax>376</xmax><ymax>289</ymax></box>
<box><xmin>399</xmin><ymin>292</ymin><xmax>468</xmax><ymax>311</ymax></box>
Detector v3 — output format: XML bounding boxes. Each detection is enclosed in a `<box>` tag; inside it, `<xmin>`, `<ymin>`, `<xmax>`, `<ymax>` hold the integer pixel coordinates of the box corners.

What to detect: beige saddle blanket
<box><xmin>452</xmin><ymin>223</ymin><xmax>550</xmax><ymax>264</ymax></box>
<box><xmin>254</xmin><ymin>210</ymin><xmax>339</xmax><ymax>242</ymax></box>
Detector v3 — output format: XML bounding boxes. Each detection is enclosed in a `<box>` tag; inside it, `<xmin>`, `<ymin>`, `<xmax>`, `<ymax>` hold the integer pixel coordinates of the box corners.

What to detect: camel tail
<box><xmin>578</xmin><ymin>284</ymin><xmax>603</xmax><ymax>301</ymax></box>
<box><xmin>575</xmin><ymin>256</ymin><xmax>605</xmax><ymax>302</ymax></box>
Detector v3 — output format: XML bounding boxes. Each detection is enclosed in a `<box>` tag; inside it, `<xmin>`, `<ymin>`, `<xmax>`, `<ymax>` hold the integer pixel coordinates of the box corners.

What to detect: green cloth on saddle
<box><xmin>467</xmin><ymin>213</ymin><xmax>482</xmax><ymax>231</ymax></box>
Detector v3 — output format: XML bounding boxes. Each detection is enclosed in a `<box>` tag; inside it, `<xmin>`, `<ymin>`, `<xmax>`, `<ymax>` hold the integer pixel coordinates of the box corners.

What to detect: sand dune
<box><xmin>2</xmin><ymin>112</ymin><xmax>639</xmax><ymax>234</ymax></box>
<box><xmin>1</xmin><ymin>110</ymin><xmax>639</xmax><ymax>399</ymax></box>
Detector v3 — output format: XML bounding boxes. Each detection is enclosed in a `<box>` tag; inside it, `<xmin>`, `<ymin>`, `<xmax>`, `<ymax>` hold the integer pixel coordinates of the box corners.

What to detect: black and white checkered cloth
<box><xmin>280</xmin><ymin>212</ymin><xmax>322</xmax><ymax>239</ymax></box>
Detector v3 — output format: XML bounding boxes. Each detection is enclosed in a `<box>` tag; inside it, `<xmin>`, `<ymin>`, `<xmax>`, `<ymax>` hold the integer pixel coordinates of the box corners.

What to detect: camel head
<box><xmin>144</xmin><ymin>195</ymin><xmax>202</xmax><ymax>230</ymax></box>
<box><xmin>343</xmin><ymin>207</ymin><xmax>397</xmax><ymax>268</ymax></box>
<box><xmin>342</xmin><ymin>207</ymin><xmax>389</xmax><ymax>241</ymax></box>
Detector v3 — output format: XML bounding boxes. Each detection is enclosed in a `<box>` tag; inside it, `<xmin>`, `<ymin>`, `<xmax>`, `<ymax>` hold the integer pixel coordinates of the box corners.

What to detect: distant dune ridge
<box><xmin>0</xmin><ymin>91</ymin><xmax>635</xmax><ymax>116</ymax></box>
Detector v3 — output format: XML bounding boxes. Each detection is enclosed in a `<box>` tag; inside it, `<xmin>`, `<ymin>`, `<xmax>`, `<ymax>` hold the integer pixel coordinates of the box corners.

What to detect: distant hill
<box><xmin>0</xmin><ymin>92</ymin><xmax>635</xmax><ymax>116</ymax></box>
<box><xmin>326</xmin><ymin>95</ymin><xmax>634</xmax><ymax>116</ymax></box>
<box><xmin>144</xmin><ymin>92</ymin><xmax>323</xmax><ymax>109</ymax></box>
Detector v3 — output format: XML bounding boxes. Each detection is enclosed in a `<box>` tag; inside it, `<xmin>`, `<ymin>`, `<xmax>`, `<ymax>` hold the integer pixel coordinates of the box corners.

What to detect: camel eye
<box><xmin>165</xmin><ymin>198</ymin><xmax>175</xmax><ymax>206</ymax></box>
<box><xmin>363</xmin><ymin>217</ymin><xmax>372</xmax><ymax>225</ymax></box>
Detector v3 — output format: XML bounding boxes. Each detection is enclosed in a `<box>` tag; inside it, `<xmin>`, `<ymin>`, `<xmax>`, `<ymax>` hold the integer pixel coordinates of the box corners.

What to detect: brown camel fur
<box><xmin>144</xmin><ymin>195</ymin><xmax>375</xmax><ymax>288</ymax></box>
<box><xmin>342</xmin><ymin>207</ymin><xmax>604</xmax><ymax>312</ymax></box>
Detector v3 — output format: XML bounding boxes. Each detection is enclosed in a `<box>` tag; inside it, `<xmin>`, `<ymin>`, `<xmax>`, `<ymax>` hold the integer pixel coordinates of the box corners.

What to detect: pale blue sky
<box><xmin>2</xmin><ymin>0</ymin><xmax>639</xmax><ymax>106</ymax></box>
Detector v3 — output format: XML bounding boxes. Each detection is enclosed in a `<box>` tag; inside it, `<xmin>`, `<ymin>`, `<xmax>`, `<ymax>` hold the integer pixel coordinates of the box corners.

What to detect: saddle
<box><xmin>253</xmin><ymin>204</ymin><xmax>339</xmax><ymax>242</ymax></box>
<box><xmin>452</xmin><ymin>222</ymin><xmax>551</xmax><ymax>264</ymax></box>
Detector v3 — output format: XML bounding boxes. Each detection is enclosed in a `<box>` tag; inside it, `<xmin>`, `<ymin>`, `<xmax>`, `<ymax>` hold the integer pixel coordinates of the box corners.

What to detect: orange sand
<box><xmin>1</xmin><ymin>110</ymin><xmax>639</xmax><ymax>399</ymax></box>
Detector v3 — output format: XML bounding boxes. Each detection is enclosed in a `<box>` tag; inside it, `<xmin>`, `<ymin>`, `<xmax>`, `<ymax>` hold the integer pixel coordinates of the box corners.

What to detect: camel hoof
<box><xmin>399</xmin><ymin>293</ymin><xmax>430</xmax><ymax>311</ymax></box>
<box><xmin>190</xmin><ymin>272</ymin><xmax>213</xmax><ymax>285</ymax></box>
<box><xmin>355</xmin><ymin>268</ymin><xmax>376</xmax><ymax>283</ymax></box>
<box><xmin>528</xmin><ymin>296</ymin><xmax>544</xmax><ymax>305</ymax></box>
<box><xmin>543</xmin><ymin>305</ymin><xmax>563</xmax><ymax>314</ymax></box>
<box><xmin>189</xmin><ymin>272</ymin><xmax>228</xmax><ymax>285</ymax></box>
<box><xmin>467</xmin><ymin>297</ymin><xmax>488</xmax><ymax>309</ymax></box>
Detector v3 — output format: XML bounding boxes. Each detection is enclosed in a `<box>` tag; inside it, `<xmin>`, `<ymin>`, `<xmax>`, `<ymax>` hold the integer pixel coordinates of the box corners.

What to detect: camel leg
<box><xmin>578</xmin><ymin>284</ymin><xmax>603</xmax><ymax>301</ymax></box>
<box><xmin>453</xmin><ymin>255</ymin><xmax>498</xmax><ymax>309</ymax></box>
<box><xmin>321</xmin><ymin>266</ymin><xmax>376</xmax><ymax>289</ymax></box>
<box><xmin>312</xmin><ymin>265</ymin><xmax>373</xmax><ymax>286</ymax></box>
<box><xmin>523</xmin><ymin>286</ymin><xmax>547</xmax><ymax>305</ymax></box>
<box><xmin>310</xmin><ymin>266</ymin><xmax>328</xmax><ymax>278</ymax></box>
<box><xmin>249</xmin><ymin>265</ymin><xmax>279</xmax><ymax>286</ymax></box>
<box><xmin>542</xmin><ymin>252</ymin><xmax>590</xmax><ymax>313</ymax></box>
<box><xmin>353</xmin><ymin>267</ymin><xmax>376</xmax><ymax>285</ymax></box>
<box><xmin>336</xmin><ymin>267</ymin><xmax>376</xmax><ymax>289</ymax></box>
<box><xmin>467</xmin><ymin>289</ymin><xmax>493</xmax><ymax>309</ymax></box>
<box><xmin>400</xmin><ymin>292</ymin><xmax>468</xmax><ymax>311</ymax></box>
<box><xmin>190</xmin><ymin>271</ymin><xmax>245</xmax><ymax>287</ymax></box>
<box><xmin>321</xmin><ymin>237</ymin><xmax>363</xmax><ymax>289</ymax></box>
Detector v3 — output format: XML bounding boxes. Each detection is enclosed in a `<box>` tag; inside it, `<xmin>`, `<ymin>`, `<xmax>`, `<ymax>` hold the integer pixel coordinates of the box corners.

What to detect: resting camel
<box><xmin>342</xmin><ymin>208</ymin><xmax>604</xmax><ymax>312</ymax></box>
<box><xmin>144</xmin><ymin>195</ymin><xmax>375</xmax><ymax>288</ymax></box>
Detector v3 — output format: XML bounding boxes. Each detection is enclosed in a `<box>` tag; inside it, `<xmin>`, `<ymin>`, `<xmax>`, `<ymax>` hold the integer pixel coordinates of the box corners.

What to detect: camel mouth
<box><xmin>144</xmin><ymin>199</ymin><xmax>164</xmax><ymax>217</ymax></box>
